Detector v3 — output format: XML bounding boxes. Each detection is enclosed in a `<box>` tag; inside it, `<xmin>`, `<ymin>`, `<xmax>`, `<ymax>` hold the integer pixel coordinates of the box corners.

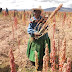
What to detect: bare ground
<box><xmin>0</xmin><ymin>15</ymin><xmax>72</xmax><ymax>72</ymax></box>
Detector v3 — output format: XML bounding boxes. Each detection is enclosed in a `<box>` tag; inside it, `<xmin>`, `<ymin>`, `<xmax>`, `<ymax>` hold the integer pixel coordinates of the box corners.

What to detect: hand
<box><xmin>35</xmin><ymin>20</ymin><xmax>39</xmax><ymax>22</ymax></box>
<box><xmin>34</xmin><ymin>32</ymin><xmax>41</xmax><ymax>37</ymax></box>
<box><xmin>33</xmin><ymin>20</ymin><xmax>38</xmax><ymax>23</ymax></box>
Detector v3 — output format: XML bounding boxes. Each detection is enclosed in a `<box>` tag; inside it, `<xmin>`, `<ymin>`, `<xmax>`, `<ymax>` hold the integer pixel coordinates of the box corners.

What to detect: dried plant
<box><xmin>35</xmin><ymin>51</ymin><xmax>39</xmax><ymax>72</ymax></box>
<box><xmin>59</xmin><ymin>38</ymin><xmax>66</xmax><ymax>72</ymax></box>
<box><xmin>9</xmin><ymin>48</ymin><xmax>16</xmax><ymax>72</ymax></box>
<box><xmin>43</xmin><ymin>56</ymin><xmax>46</xmax><ymax>72</ymax></box>
<box><xmin>51</xmin><ymin>40</ymin><xmax>56</xmax><ymax>72</ymax></box>
<box><xmin>62</xmin><ymin>12</ymin><xmax>66</xmax><ymax>26</ymax></box>
<box><xmin>62</xmin><ymin>63</ymin><xmax>67</xmax><ymax>72</ymax></box>
<box><xmin>12</xmin><ymin>24</ymin><xmax>14</xmax><ymax>40</ymax></box>
<box><xmin>22</xmin><ymin>11</ymin><xmax>26</xmax><ymax>25</ymax></box>
<box><xmin>14</xmin><ymin>16</ymin><xmax>18</xmax><ymax>30</ymax></box>
<box><xmin>66</xmin><ymin>57</ymin><xmax>71</xmax><ymax>72</ymax></box>
<box><xmin>43</xmin><ymin>43</ymin><xmax>49</xmax><ymax>72</ymax></box>
<box><xmin>39</xmin><ymin>4</ymin><xmax>63</xmax><ymax>34</ymax></box>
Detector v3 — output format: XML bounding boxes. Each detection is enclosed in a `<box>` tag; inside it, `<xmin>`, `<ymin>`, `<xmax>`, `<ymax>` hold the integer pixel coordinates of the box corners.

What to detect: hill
<box><xmin>6</xmin><ymin>7</ymin><xmax>72</xmax><ymax>12</ymax></box>
<box><xmin>44</xmin><ymin>7</ymin><xmax>72</xmax><ymax>12</ymax></box>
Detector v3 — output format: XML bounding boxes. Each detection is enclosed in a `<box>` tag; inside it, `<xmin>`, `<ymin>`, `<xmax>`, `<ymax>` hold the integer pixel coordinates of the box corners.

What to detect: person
<box><xmin>0</xmin><ymin>8</ymin><xmax>2</xmax><ymax>12</ymax></box>
<box><xmin>6</xmin><ymin>8</ymin><xmax>9</xmax><ymax>15</ymax></box>
<box><xmin>26</xmin><ymin>8</ymin><xmax>51</xmax><ymax>66</ymax></box>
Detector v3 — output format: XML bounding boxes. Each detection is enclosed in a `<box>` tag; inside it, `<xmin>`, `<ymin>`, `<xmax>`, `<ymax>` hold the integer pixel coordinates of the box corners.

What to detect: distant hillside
<box><xmin>44</xmin><ymin>7</ymin><xmax>72</xmax><ymax>12</ymax></box>
<box><xmin>8</xmin><ymin>7</ymin><xmax>72</xmax><ymax>12</ymax></box>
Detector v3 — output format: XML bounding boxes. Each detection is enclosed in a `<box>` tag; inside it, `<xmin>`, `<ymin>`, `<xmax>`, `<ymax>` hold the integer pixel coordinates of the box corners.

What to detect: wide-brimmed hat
<box><xmin>32</xmin><ymin>6</ymin><xmax>43</xmax><ymax>12</ymax></box>
<box><xmin>32</xmin><ymin>8</ymin><xmax>43</xmax><ymax>12</ymax></box>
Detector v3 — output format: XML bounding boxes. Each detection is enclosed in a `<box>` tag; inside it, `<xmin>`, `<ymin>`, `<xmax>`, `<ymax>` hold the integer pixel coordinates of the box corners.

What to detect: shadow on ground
<box><xmin>0</xmin><ymin>64</ymin><xmax>19</xmax><ymax>72</ymax></box>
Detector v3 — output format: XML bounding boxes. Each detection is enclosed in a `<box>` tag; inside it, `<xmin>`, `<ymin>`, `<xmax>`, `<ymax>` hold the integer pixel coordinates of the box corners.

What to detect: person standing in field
<box><xmin>6</xmin><ymin>8</ymin><xmax>9</xmax><ymax>15</ymax></box>
<box><xmin>26</xmin><ymin>8</ymin><xmax>51</xmax><ymax>66</ymax></box>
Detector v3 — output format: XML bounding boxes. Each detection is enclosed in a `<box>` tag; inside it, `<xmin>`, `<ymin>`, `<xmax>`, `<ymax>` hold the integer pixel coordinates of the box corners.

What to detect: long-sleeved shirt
<box><xmin>27</xmin><ymin>16</ymin><xmax>42</xmax><ymax>37</ymax></box>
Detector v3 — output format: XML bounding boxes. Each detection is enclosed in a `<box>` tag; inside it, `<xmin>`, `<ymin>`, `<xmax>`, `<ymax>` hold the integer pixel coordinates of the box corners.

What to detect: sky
<box><xmin>0</xmin><ymin>0</ymin><xmax>72</xmax><ymax>10</ymax></box>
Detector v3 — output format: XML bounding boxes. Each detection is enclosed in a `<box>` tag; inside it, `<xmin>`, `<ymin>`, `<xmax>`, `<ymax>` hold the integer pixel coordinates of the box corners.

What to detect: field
<box><xmin>0</xmin><ymin>10</ymin><xmax>72</xmax><ymax>72</ymax></box>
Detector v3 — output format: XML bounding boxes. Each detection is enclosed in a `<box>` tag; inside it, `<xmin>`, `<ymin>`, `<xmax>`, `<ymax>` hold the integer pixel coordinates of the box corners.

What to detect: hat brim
<box><xmin>32</xmin><ymin>8</ymin><xmax>43</xmax><ymax>12</ymax></box>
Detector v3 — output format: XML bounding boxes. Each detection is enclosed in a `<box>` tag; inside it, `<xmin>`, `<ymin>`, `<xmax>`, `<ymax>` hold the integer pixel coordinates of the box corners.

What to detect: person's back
<box><xmin>6</xmin><ymin>8</ymin><xmax>8</xmax><ymax>15</ymax></box>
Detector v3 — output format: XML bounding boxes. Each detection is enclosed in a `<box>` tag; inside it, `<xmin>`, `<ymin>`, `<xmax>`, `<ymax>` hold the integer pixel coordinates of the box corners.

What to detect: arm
<box><xmin>27</xmin><ymin>23</ymin><xmax>41</xmax><ymax>39</ymax></box>
<box><xmin>27</xmin><ymin>23</ymin><xmax>36</xmax><ymax>37</ymax></box>
<box><xmin>27</xmin><ymin>17</ymin><xmax>41</xmax><ymax>38</ymax></box>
